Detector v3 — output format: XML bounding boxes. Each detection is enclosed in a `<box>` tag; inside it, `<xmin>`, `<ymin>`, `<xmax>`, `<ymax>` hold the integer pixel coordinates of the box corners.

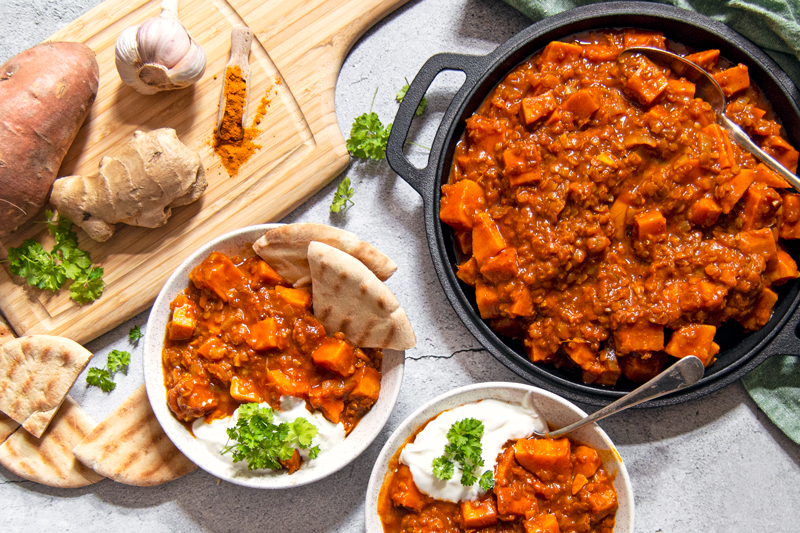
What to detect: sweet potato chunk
<box><xmin>349</xmin><ymin>366</ymin><xmax>381</xmax><ymax>401</ymax></box>
<box><xmin>496</xmin><ymin>486</ymin><xmax>537</xmax><ymax>517</ymax></box>
<box><xmin>713</xmin><ymin>64</ymin><xmax>750</xmax><ymax>97</ymax></box>
<box><xmin>472</xmin><ymin>212</ymin><xmax>507</xmax><ymax>265</ymax></box>
<box><xmin>254</xmin><ymin>260</ymin><xmax>285</xmax><ymax>285</ymax></box>
<box><xmin>457</xmin><ymin>257</ymin><xmax>479</xmax><ymax>286</ymax></box>
<box><xmin>741</xmin><ymin>183</ymin><xmax>781</xmax><ymax>230</ymax></box>
<box><xmin>521</xmin><ymin>91</ymin><xmax>557</xmax><ymax>125</ymax></box>
<box><xmin>503</xmin><ymin>143</ymin><xmax>542</xmax><ymax>187</ymax></box>
<box><xmin>247</xmin><ymin>318</ymin><xmax>281</xmax><ymax>351</ymax></box>
<box><xmin>634</xmin><ymin>210</ymin><xmax>666</xmax><ymax>242</ymax></box>
<box><xmin>623</xmin><ymin>30</ymin><xmax>665</xmax><ymax>48</ymax></box>
<box><xmin>279</xmin><ymin>448</ymin><xmax>301</xmax><ymax>474</ymax></box>
<box><xmin>540</xmin><ymin>41</ymin><xmax>583</xmax><ymax>65</ymax></box>
<box><xmin>719</xmin><ymin>169</ymin><xmax>754</xmax><ymax>213</ymax></box>
<box><xmin>275</xmin><ymin>286</ymin><xmax>312</xmax><ymax>309</ymax></box>
<box><xmin>461</xmin><ymin>497</ymin><xmax>498</xmax><ymax>528</ymax></box>
<box><xmin>780</xmin><ymin>194</ymin><xmax>800</xmax><ymax>239</ymax></box>
<box><xmin>312</xmin><ymin>337</ymin><xmax>356</xmax><ymax>377</ymax></box>
<box><xmin>667</xmin><ymin>78</ymin><xmax>695</xmax><ymax>98</ymax></box>
<box><xmin>754</xmin><ymin>163</ymin><xmax>790</xmax><ymax>189</ymax></box>
<box><xmin>574</xmin><ymin>446</ymin><xmax>602</xmax><ymax>479</ymax></box>
<box><xmin>515</xmin><ymin>438</ymin><xmax>571</xmax><ymax>481</ymax></box>
<box><xmin>688</xmin><ymin>197</ymin><xmax>722</xmax><ymax>226</ymax></box>
<box><xmin>583</xmin><ymin>45</ymin><xmax>619</xmax><ymax>61</ymax></box>
<box><xmin>563</xmin><ymin>341</ymin><xmax>597</xmax><ymax>371</ymax></box>
<box><xmin>475</xmin><ymin>282</ymin><xmax>501</xmax><ymax>319</ymax></box>
<box><xmin>684</xmin><ymin>49</ymin><xmax>719</xmax><ymax>69</ymax></box>
<box><xmin>581</xmin><ymin>483</ymin><xmax>618</xmax><ymax>519</ymax></box>
<box><xmin>619</xmin><ymin>351</ymin><xmax>668</xmax><ymax>383</ymax></box>
<box><xmin>739</xmin><ymin>288</ymin><xmax>778</xmax><ymax>330</ymax></box>
<box><xmin>561</xmin><ymin>89</ymin><xmax>600</xmax><ymax>120</ymax></box>
<box><xmin>524</xmin><ymin>513</ymin><xmax>561</xmax><ymax>533</ymax></box>
<box><xmin>704</xmin><ymin>124</ymin><xmax>735</xmax><ymax>170</ymax></box>
<box><xmin>763</xmin><ymin>135</ymin><xmax>799</xmax><ymax>173</ymax></box>
<box><xmin>440</xmin><ymin>179</ymin><xmax>486</xmax><ymax>231</ymax></box>
<box><xmin>190</xmin><ymin>252</ymin><xmax>245</xmax><ymax>301</ymax></box>
<box><xmin>230</xmin><ymin>375</ymin><xmax>261</xmax><ymax>403</ymax></box>
<box><xmin>665</xmin><ymin>324</ymin><xmax>718</xmax><ymax>367</ymax></box>
<box><xmin>169</xmin><ymin>300</ymin><xmax>196</xmax><ymax>340</ymax></box>
<box><xmin>267</xmin><ymin>368</ymin><xmax>310</xmax><ymax>396</ymax></box>
<box><xmin>391</xmin><ymin>464</ymin><xmax>427</xmax><ymax>512</ymax></box>
<box><xmin>507</xmin><ymin>285</ymin><xmax>534</xmax><ymax>318</ymax></box>
<box><xmin>626</xmin><ymin>58</ymin><xmax>668</xmax><ymax>106</ymax></box>
<box><xmin>614</xmin><ymin>321</ymin><xmax>664</xmax><ymax>354</ymax></box>
<box><xmin>480</xmin><ymin>247</ymin><xmax>519</xmax><ymax>283</ymax></box>
<box><xmin>767</xmin><ymin>248</ymin><xmax>799</xmax><ymax>286</ymax></box>
<box><xmin>736</xmin><ymin>228</ymin><xmax>778</xmax><ymax>265</ymax></box>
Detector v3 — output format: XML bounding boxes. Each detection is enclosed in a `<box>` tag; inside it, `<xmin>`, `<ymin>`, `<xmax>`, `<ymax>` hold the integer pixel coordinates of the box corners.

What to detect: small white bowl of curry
<box><xmin>143</xmin><ymin>223</ymin><xmax>410</xmax><ymax>488</ymax></box>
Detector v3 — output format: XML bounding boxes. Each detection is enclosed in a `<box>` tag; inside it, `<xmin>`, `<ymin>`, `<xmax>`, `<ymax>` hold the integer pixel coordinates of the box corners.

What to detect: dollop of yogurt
<box><xmin>192</xmin><ymin>396</ymin><xmax>345</xmax><ymax>471</ymax></box>
<box><xmin>399</xmin><ymin>397</ymin><xmax>546</xmax><ymax>502</ymax></box>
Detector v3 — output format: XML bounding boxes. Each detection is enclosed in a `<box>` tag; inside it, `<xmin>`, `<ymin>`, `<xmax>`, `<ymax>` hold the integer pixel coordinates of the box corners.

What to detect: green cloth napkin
<box><xmin>503</xmin><ymin>0</ymin><xmax>800</xmax><ymax>445</ymax></box>
<box><xmin>503</xmin><ymin>0</ymin><xmax>800</xmax><ymax>90</ymax></box>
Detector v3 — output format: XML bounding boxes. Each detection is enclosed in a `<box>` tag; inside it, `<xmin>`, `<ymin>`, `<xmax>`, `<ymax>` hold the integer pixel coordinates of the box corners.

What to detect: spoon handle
<box><xmin>541</xmin><ymin>356</ymin><xmax>705</xmax><ymax>439</ymax></box>
<box><xmin>720</xmin><ymin>115</ymin><xmax>800</xmax><ymax>192</ymax></box>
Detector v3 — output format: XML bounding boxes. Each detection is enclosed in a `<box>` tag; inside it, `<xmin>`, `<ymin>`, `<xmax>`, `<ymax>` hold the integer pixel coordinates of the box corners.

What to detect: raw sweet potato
<box><xmin>0</xmin><ymin>42</ymin><xmax>99</xmax><ymax>234</ymax></box>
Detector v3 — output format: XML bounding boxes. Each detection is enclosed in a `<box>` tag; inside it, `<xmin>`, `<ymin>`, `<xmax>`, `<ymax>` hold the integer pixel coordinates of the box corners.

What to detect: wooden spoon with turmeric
<box><xmin>216</xmin><ymin>25</ymin><xmax>253</xmax><ymax>143</ymax></box>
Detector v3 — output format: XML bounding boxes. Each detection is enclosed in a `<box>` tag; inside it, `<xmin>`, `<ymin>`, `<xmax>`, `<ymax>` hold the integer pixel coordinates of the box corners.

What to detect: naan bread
<box><xmin>0</xmin><ymin>335</ymin><xmax>94</xmax><ymax>437</ymax></box>
<box><xmin>73</xmin><ymin>384</ymin><xmax>196</xmax><ymax>486</ymax></box>
<box><xmin>253</xmin><ymin>223</ymin><xmax>397</xmax><ymax>287</ymax></box>
<box><xmin>0</xmin><ymin>396</ymin><xmax>103</xmax><ymax>488</ymax></box>
<box><xmin>308</xmin><ymin>241</ymin><xmax>415</xmax><ymax>350</ymax></box>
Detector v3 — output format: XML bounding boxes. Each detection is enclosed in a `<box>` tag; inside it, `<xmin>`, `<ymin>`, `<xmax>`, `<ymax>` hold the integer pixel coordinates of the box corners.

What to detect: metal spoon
<box><xmin>619</xmin><ymin>46</ymin><xmax>800</xmax><ymax>192</ymax></box>
<box><xmin>529</xmin><ymin>355</ymin><xmax>705</xmax><ymax>438</ymax></box>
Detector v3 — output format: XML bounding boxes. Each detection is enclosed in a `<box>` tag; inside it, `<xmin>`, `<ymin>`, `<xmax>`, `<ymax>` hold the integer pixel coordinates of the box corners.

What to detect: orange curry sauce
<box><xmin>161</xmin><ymin>251</ymin><xmax>382</xmax><ymax>434</ymax></box>
<box><xmin>441</xmin><ymin>29</ymin><xmax>800</xmax><ymax>386</ymax></box>
<box><xmin>379</xmin><ymin>430</ymin><xmax>617</xmax><ymax>533</ymax></box>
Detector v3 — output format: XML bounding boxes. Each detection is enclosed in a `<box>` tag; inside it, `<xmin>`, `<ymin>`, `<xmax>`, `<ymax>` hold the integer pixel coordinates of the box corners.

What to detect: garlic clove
<box><xmin>136</xmin><ymin>16</ymin><xmax>191</xmax><ymax>69</ymax></box>
<box><xmin>167</xmin><ymin>39</ymin><xmax>206</xmax><ymax>84</ymax></box>
<box><xmin>115</xmin><ymin>25</ymin><xmax>142</xmax><ymax>87</ymax></box>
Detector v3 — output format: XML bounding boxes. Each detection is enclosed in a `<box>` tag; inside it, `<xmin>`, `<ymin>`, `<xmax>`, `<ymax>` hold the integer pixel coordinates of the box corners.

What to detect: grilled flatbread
<box><xmin>253</xmin><ymin>223</ymin><xmax>397</xmax><ymax>287</ymax></box>
<box><xmin>0</xmin><ymin>413</ymin><xmax>19</xmax><ymax>445</ymax></box>
<box><xmin>0</xmin><ymin>314</ymin><xmax>13</xmax><ymax>348</ymax></box>
<box><xmin>73</xmin><ymin>384</ymin><xmax>196</xmax><ymax>486</ymax></box>
<box><xmin>308</xmin><ymin>241</ymin><xmax>415</xmax><ymax>350</ymax></box>
<box><xmin>0</xmin><ymin>335</ymin><xmax>94</xmax><ymax>438</ymax></box>
<box><xmin>0</xmin><ymin>396</ymin><xmax>103</xmax><ymax>488</ymax></box>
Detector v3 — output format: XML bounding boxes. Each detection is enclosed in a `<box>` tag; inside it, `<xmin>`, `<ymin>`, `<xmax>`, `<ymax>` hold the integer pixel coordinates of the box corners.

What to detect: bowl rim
<box><xmin>142</xmin><ymin>223</ymin><xmax>405</xmax><ymax>489</ymax></box>
<box><xmin>364</xmin><ymin>381</ymin><xmax>634</xmax><ymax>532</ymax></box>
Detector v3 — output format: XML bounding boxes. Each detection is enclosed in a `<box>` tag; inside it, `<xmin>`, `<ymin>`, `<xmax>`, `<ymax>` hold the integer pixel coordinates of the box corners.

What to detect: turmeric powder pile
<box><xmin>213</xmin><ymin>66</ymin><xmax>261</xmax><ymax>176</ymax></box>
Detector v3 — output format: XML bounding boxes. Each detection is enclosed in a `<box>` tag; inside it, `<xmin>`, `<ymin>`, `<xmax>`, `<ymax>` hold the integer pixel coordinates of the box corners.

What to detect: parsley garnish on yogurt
<box><xmin>432</xmin><ymin>417</ymin><xmax>495</xmax><ymax>491</ymax></box>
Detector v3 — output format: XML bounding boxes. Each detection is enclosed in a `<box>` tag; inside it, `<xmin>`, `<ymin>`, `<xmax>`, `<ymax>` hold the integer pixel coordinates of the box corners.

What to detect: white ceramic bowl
<box><xmin>143</xmin><ymin>224</ymin><xmax>404</xmax><ymax>489</ymax></box>
<box><xmin>365</xmin><ymin>382</ymin><xmax>634</xmax><ymax>532</ymax></box>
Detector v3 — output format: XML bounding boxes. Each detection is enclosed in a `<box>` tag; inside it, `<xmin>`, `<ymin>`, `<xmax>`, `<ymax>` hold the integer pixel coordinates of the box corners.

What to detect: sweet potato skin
<box><xmin>0</xmin><ymin>42</ymin><xmax>99</xmax><ymax>234</ymax></box>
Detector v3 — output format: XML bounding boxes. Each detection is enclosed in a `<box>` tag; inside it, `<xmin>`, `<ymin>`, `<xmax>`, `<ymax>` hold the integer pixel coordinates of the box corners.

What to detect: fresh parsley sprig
<box><xmin>86</xmin><ymin>349</ymin><xmax>131</xmax><ymax>392</ymax></box>
<box><xmin>7</xmin><ymin>211</ymin><xmax>105</xmax><ymax>304</ymax></box>
<box><xmin>128</xmin><ymin>325</ymin><xmax>143</xmax><ymax>344</ymax></box>
<box><xmin>396</xmin><ymin>77</ymin><xmax>428</xmax><ymax>116</ymax></box>
<box><xmin>346</xmin><ymin>87</ymin><xmax>392</xmax><ymax>160</ymax></box>
<box><xmin>432</xmin><ymin>418</ymin><xmax>494</xmax><ymax>491</ymax></box>
<box><xmin>330</xmin><ymin>176</ymin><xmax>355</xmax><ymax>213</ymax></box>
<box><xmin>221</xmin><ymin>403</ymin><xmax>320</xmax><ymax>471</ymax></box>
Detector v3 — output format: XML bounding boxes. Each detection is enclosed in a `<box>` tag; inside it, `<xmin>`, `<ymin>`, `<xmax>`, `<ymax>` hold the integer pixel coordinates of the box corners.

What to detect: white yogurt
<box><xmin>399</xmin><ymin>398</ymin><xmax>546</xmax><ymax>503</ymax></box>
<box><xmin>192</xmin><ymin>396</ymin><xmax>345</xmax><ymax>471</ymax></box>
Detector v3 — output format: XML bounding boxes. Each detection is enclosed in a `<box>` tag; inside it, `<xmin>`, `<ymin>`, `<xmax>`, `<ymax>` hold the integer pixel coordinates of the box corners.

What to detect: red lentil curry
<box><xmin>441</xmin><ymin>29</ymin><xmax>800</xmax><ymax>386</ymax></box>
<box><xmin>162</xmin><ymin>251</ymin><xmax>383</xmax><ymax>434</ymax></box>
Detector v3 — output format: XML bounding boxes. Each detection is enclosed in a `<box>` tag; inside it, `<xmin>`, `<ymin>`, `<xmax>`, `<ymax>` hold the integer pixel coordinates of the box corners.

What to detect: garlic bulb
<box><xmin>115</xmin><ymin>0</ymin><xmax>206</xmax><ymax>95</ymax></box>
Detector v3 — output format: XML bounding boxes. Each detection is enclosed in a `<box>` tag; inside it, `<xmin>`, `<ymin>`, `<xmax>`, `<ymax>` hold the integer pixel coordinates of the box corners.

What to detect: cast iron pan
<box><xmin>386</xmin><ymin>1</ymin><xmax>800</xmax><ymax>407</ymax></box>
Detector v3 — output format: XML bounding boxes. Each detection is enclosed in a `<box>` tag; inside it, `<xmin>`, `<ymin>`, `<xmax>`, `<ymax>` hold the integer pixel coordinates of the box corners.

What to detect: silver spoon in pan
<box><xmin>619</xmin><ymin>46</ymin><xmax>800</xmax><ymax>192</ymax></box>
<box><xmin>528</xmin><ymin>355</ymin><xmax>705</xmax><ymax>438</ymax></box>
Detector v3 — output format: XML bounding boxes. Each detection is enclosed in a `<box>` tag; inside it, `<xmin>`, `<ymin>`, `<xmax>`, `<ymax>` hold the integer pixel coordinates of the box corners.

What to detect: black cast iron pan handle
<box><xmin>387</xmin><ymin>52</ymin><xmax>490</xmax><ymax>196</ymax></box>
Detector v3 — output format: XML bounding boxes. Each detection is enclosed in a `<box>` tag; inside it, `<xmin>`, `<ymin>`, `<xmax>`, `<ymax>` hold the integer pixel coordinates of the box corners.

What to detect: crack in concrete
<box><xmin>406</xmin><ymin>348</ymin><xmax>487</xmax><ymax>361</ymax></box>
<box><xmin>1</xmin><ymin>479</ymin><xmax>31</xmax><ymax>485</ymax></box>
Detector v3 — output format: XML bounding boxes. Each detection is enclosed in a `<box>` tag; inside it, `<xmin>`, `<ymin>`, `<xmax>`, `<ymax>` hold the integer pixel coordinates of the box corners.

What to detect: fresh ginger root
<box><xmin>50</xmin><ymin>128</ymin><xmax>207</xmax><ymax>242</ymax></box>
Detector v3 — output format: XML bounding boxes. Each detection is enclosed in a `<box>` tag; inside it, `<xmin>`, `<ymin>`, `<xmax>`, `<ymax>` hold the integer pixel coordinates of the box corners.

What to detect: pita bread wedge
<box><xmin>308</xmin><ymin>241</ymin><xmax>416</xmax><ymax>350</ymax></box>
<box><xmin>0</xmin><ymin>413</ymin><xmax>19</xmax><ymax>445</ymax></box>
<box><xmin>0</xmin><ymin>395</ymin><xmax>103</xmax><ymax>488</ymax></box>
<box><xmin>253</xmin><ymin>223</ymin><xmax>397</xmax><ymax>287</ymax></box>
<box><xmin>0</xmin><ymin>335</ymin><xmax>94</xmax><ymax>438</ymax></box>
<box><xmin>0</xmin><ymin>314</ymin><xmax>14</xmax><ymax>348</ymax></box>
<box><xmin>73</xmin><ymin>384</ymin><xmax>196</xmax><ymax>486</ymax></box>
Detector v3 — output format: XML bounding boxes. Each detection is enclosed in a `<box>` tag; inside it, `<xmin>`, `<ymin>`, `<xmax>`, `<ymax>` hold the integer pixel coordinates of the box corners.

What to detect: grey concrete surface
<box><xmin>1</xmin><ymin>1</ymin><xmax>799</xmax><ymax>532</ymax></box>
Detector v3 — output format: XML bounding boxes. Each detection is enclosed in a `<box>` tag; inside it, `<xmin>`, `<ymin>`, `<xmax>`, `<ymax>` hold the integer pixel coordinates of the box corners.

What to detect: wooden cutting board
<box><xmin>0</xmin><ymin>0</ymin><xmax>407</xmax><ymax>344</ymax></box>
